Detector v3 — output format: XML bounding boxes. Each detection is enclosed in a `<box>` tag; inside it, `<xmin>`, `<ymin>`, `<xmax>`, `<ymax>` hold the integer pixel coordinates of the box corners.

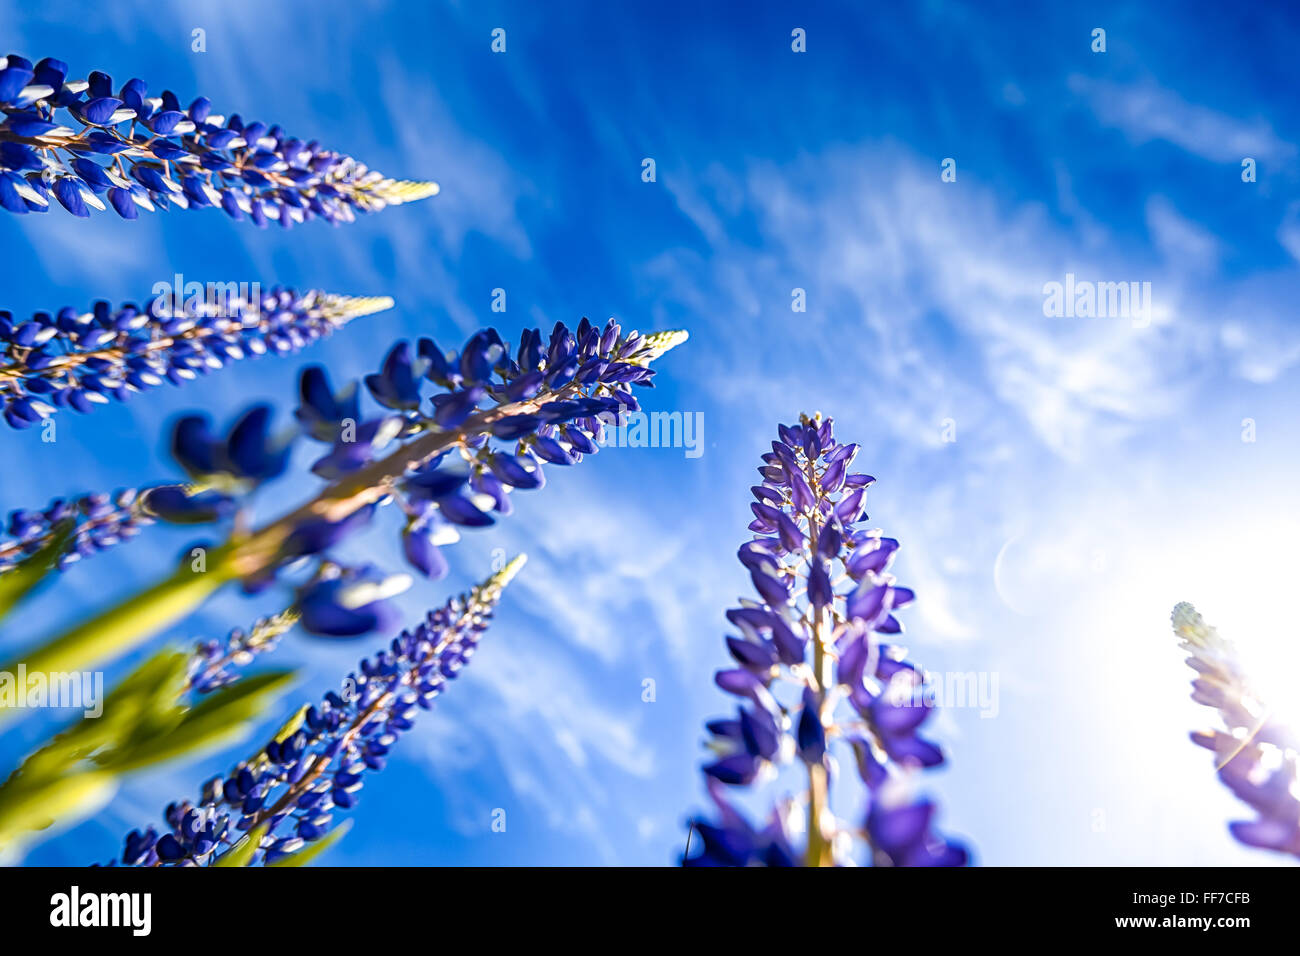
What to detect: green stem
<box><xmin>0</xmin><ymin>553</ymin><xmax>234</xmax><ymax>726</ymax></box>
<box><xmin>803</xmin><ymin>451</ymin><xmax>833</xmax><ymax>867</ymax></box>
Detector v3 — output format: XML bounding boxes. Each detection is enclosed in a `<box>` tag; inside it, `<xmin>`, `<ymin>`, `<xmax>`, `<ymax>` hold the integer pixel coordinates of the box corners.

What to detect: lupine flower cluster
<box><xmin>684</xmin><ymin>413</ymin><xmax>967</xmax><ymax>867</ymax></box>
<box><xmin>0</xmin><ymin>319</ymin><xmax>685</xmax><ymax>733</ymax></box>
<box><xmin>0</xmin><ymin>46</ymin><xmax>711</xmax><ymax>871</ymax></box>
<box><xmin>0</xmin><ymin>54</ymin><xmax>437</xmax><ymax>225</ymax></box>
<box><xmin>1</xmin><ymin>287</ymin><xmax>393</xmax><ymax>429</ymax></box>
<box><xmin>1</xmin><ymin>486</ymin><xmax>162</xmax><ymax>574</ymax></box>
<box><xmin>186</xmin><ymin>609</ymin><xmax>299</xmax><ymax>695</ymax></box>
<box><xmin>1172</xmin><ymin>603</ymin><xmax>1300</xmax><ymax>858</ymax></box>
<box><xmin>114</xmin><ymin>557</ymin><xmax>523</xmax><ymax>867</ymax></box>
<box><xmin>145</xmin><ymin>320</ymin><xmax>686</xmax><ymax>636</ymax></box>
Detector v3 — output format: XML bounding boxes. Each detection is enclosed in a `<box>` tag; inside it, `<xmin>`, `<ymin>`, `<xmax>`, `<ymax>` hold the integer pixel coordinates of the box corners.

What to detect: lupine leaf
<box><xmin>0</xmin><ymin>518</ymin><xmax>74</xmax><ymax>620</ymax></box>
<box><xmin>213</xmin><ymin>824</ymin><xmax>268</xmax><ymax>868</ymax></box>
<box><xmin>0</xmin><ymin>554</ymin><xmax>236</xmax><ymax>727</ymax></box>
<box><xmin>106</xmin><ymin>651</ymin><xmax>191</xmax><ymax>754</ymax></box>
<box><xmin>266</xmin><ymin>704</ymin><xmax>310</xmax><ymax>749</ymax></box>
<box><xmin>0</xmin><ymin>771</ymin><xmax>116</xmax><ymax>852</ymax></box>
<box><xmin>107</xmin><ymin>669</ymin><xmax>296</xmax><ymax>772</ymax></box>
<box><xmin>244</xmin><ymin>702</ymin><xmax>309</xmax><ymax>774</ymax></box>
<box><xmin>0</xmin><ymin>631</ymin><xmax>293</xmax><ymax>861</ymax></box>
<box><xmin>20</xmin><ymin>650</ymin><xmax>187</xmax><ymax>779</ymax></box>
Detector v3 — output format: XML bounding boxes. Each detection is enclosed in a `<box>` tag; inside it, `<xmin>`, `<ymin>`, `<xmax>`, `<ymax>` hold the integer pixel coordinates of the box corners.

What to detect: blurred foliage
<box><xmin>0</xmin><ymin>518</ymin><xmax>74</xmax><ymax>621</ymax></box>
<box><xmin>0</xmin><ymin>645</ymin><xmax>294</xmax><ymax>863</ymax></box>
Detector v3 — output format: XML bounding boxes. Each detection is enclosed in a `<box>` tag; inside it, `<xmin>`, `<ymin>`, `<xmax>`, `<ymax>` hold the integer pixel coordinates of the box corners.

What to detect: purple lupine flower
<box><xmin>140</xmin><ymin>322</ymin><xmax>687</xmax><ymax>638</ymax></box>
<box><xmin>684</xmin><ymin>413</ymin><xmax>968</xmax><ymax>867</ymax></box>
<box><xmin>113</xmin><ymin>556</ymin><xmax>524</xmax><ymax>867</ymax></box>
<box><xmin>1172</xmin><ymin>603</ymin><xmax>1300</xmax><ymax>858</ymax></box>
<box><xmin>294</xmin><ymin>563</ymin><xmax>411</xmax><ymax>637</ymax></box>
<box><xmin>0</xmin><ymin>55</ymin><xmax>437</xmax><ymax>226</ymax></box>
<box><xmin>0</xmin><ymin>288</ymin><xmax>393</xmax><ymax>429</ymax></box>
<box><xmin>186</xmin><ymin>609</ymin><xmax>299</xmax><ymax>695</ymax></box>
<box><xmin>0</xmin><ymin>484</ymin><xmax>200</xmax><ymax>574</ymax></box>
<box><xmin>8</xmin><ymin>321</ymin><xmax>686</xmax><ymax>702</ymax></box>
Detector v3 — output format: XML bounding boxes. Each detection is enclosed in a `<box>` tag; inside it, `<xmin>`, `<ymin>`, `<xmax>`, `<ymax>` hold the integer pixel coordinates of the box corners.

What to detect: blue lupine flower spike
<box><xmin>684</xmin><ymin>412</ymin><xmax>968</xmax><ymax>867</ymax></box>
<box><xmin>113</xmin><ymin>556</ymin><xmax>525</xmax><ymax>867</ymax></box>
<box><xmin>0</xmin><ymin>55</ymin><xmax>437</xmax><ymax>226</ymax></box>
<box><xmin>0</xmin><ymin>288</ymin><xmax>393</xmax><ymax>429</ymax></box>
<box><xmin>1171</xmin><ymin>603</ymin><xmax>1300</xmax><ymax>858</ymax></box>
<box><xmin>186</xmin><ymin>609</ymin><xmax>299</xmax><ymax>695</ymax></box>
<box><xmin>10</xmin><ymin>323</ymin><xmax>686</xmax><ymax>697</ymax></box>
<box><xmin>187</xmin><ymin>324</ymin><xmax>684</xmax><ymax>635</ymax></box>
<box><xmin>0</xmin><ymin>483</ymin><xmax>203</xmax><ymax>575</ymax></box>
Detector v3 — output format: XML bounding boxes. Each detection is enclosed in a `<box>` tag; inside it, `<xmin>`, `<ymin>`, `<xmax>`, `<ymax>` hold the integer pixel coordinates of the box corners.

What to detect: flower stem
<box><xmin>0</xmin><ymin>553</ymin><xmax>235</xmax><ymax>725</ymax></box>
<box><xmin>804</xmin><ymin>453</ymin><xmax>833</xmax><ymax>867</ymax></box>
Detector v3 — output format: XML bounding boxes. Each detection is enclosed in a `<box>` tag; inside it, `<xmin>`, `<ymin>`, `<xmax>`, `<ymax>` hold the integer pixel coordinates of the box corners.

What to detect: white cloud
<box><xmin>1146</xmin><ymin>196</ymin><xmax>1220</xmax><ymax>272</ymax></box>
<box><xmin>408</xmin><ymin>633</ymin><xmax>659</xmax><ymax>862</ymax></box>
<box><xmin>657</xmin><ymin>146</ymin><xmax>1203</xmax><ymax>461</ymax></box>
<box><xmin>1068</xmin><ymin>74</ymin><xmax>1295</xmax><ymax>164</ymax></box>
<box><xmin>1278</xmin><ymin>201</ymin><xmax>1300</xmax><ymax>264</ymax></box>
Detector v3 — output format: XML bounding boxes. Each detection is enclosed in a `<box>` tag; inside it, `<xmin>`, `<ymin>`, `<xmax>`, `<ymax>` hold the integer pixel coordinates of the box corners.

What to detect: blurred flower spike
<box><xmin>1172</xmin><ymin>603</ymin><xmax>1300</xmax><ymax>859</ymax></box>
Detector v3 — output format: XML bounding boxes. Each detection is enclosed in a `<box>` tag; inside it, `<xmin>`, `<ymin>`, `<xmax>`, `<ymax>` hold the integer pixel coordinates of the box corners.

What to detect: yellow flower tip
<box><xmin>798</xmin><ymin>411</ymin><xmax>828</xmax><ymax>428</ymax></box>
<box><xmin>1171</xmin><ymin>602</ymin><xmax>1199</xmax><ymax>627</ymax></box>
<box><xmin>355</xmin><ymin>295</ymin><xmax>397</xmax><ymax>315</ymax></box>
<box><xmin>1171</xmin><ymin>601</ymin><xmax>1216</xmax><ymax>647</ymax></box>
<box><xmin>475</xmin><ymin>554</ymin><xmax>527</xmax><ymax>602</ymax></box>
<box><xmin>255</xmin><ymin>608</ymin><xmax>301</xmax><ymax>640</ymax></box>
<box><xmin>322</xmin><ymin>295</ymin><xmax>397</xmax><ymax>323</ymax></box>
<box><xmin>379</xmin><ymin>179</ymin><xmax>440</xmax><ymax>203</ymax></box>
<box><xmin>633</xmin><ymin>329</ymin><xmax>689</xmax><ymax>366</ymax></box>
<box><xmin>491</xmin><ymin>553</ymin><xmax>528</xmax><ymax>590</ymax></box>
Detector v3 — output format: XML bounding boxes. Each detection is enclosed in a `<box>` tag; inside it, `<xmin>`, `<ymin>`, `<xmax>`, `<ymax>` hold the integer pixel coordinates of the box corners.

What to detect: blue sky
<box><xmin>3</xmin><ymin>0</ymin><xmax>1300</xmax><ymax>865</ymax></box>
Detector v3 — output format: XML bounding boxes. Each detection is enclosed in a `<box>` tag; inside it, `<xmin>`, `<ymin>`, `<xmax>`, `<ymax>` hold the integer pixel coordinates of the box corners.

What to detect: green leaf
<box><xmin>16</xmin><ymin>650</ymin><xmax>189</xmax><ymax>781</ymax></box>
<box><xmin>270</xmin><ymin>703</ymin><xmax>310</xmax><ymax>743</ymax></box>
<box><xmin>0</xmin><ymin>771</ymin><xmax>116</xmax><ymax>851</ymax></box>
<box><xmin>0</xmin><ymin>555</ymin><xmax>235</xmax><ymax>727</ymax></box>
<box><xmin>213</xmin><ymin>824</ymin><xmax>268</xmax><ymax>868</ymax></box>
<box><xmin>183</xmin><ymin>670</ymin><xmax>300</xmax><ymax>729</ymax></box>
<box><xmin>0</xmin><ymin>654</ymin><xmax>288</xmax><ymax>861</ymax></box>
<box><xmin>109</xmin><ymin>651</ymin><xmax>191</xmax><ymax>753</ymax></box>
<box><xmin>106</xmin><ymin>648</ymin><xmax>190</xmax><ymax>707</ymax></box>
<box><xmin>106</xmin><ymin>669</ymin><xmax>297</xmax><ymax>773</ymax></box>
<box><xmin>0</xmin><ymin>519</ymin><xmax>75</xmax><ymax>621</ymax></box>
<box><xmin>244</xmin><ymin>703</ymin><xmax>309</xmax><ymax>772</ymax></box>
<box><xmin>267</xmin><ymin>820</ymin><xmax>352</xmax><ymax>867</ymax></box>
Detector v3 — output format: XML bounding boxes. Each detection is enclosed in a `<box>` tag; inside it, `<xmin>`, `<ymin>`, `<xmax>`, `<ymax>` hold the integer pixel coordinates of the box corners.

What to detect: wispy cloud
<box><xmin>1068</xmin><ymin>74</ymin><xmax>1295</xmax><ymax>165</ymax></box>
<box><xmin>659</xmin><ymin>146</ymin><xmax>1202</xmax><ymax>461</ymax></box>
